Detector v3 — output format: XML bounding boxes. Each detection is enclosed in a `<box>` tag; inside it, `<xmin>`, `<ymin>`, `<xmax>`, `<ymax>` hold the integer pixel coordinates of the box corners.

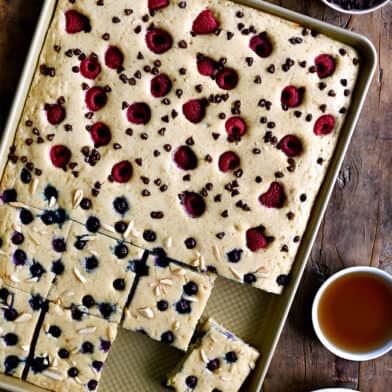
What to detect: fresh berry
<box><xmin>113</xmin><ymin>278</ymin><xmax>125</xmax><ymax>290</ymax></box>
<box><xmin>81</xmin><ymin>341</ymin><xmax>94</xmax><ymax>354</ymax></box>
<box><xmin>127</xmin><ymin>102</ymin><xmax>151</xmax><ymax>125</ymax></box>
<box><xmin>182</xmin><ymin>99</ymin><xmax>206</xmax><ymax>123</ymax></box>
<box><xmin>157</xmin><ymin>300</ymin><xmax>169</xmax><ymax>311</ymax></box>
<box><xmin>29</xmin><ymin>294</ymin><xmax>45</xmax><ymax>311</ymax></box>
<box><xmin>143</xmin><ymin>230</ymin><xmax>156</xmax><ymax>242</ymax></box>
<box><xmin>185</xmin><ymin>375</ymin><xmax>198</xmax><ymax>388</ymax></box>
<box><xmin>4</xmin><ymin>333</ymin><xmax>18</xmax><ymax>346</ymax></box>
<box><xmin>80</xmin><ymin>55</ymin><xmax>101</xmax><ymax>79</ymax></box>
<box><xmin>114</xmin><ymin>244</ymin><xmax>128</xmax><ymax>259</ymax></box>
<box><xmin>218</xmin><ymin>151</ymin><xmax>240</xmax><ymax>172</ymax></box>
<box><xmin>99</xmin><ymin>303</ymin><xmax>115</xmax><ymax>319</ymax></box>
<box><xmin>192</xmin><ymin>9</ymin><xmax>219</xmax><ymax>35</ymax></box>
<box><xmin>68</xmin><ymin>367</ymin><xmax>79</xmax><ymax>378</ymax></box>
<box><xmin>87</xmin><ymin>380</ymin><xmax>98</xmax><ymax>391</ymax></box>
<box><xmin>82</xmin><ymin>295</ymin><xmax>95</xmax><ymax>308</ymax></box>
<box><xmin>90</xmin><ymin>122</ymin><xmax>112</xmax><ymax>147</ymax></box>
<box><xmin>13</xmin><ymin>249</ymin><xmax>27</xmax><ymax>266</ymax></box>
<box><xmin>249</xmin><ymin>32</ymin><xmax>273</xmax><ymax>58</ymax></box>
<box><xmin>20</xmin><ymin>168</ymin><xmax>32</xmax><ymax>184</ymax></box>
<box><xmin>50</xmin><ymin>145</ymin><xmax>71</xmax><ymax>168</ymax></box>
<box><xmin>146</xmin><ymin>28</ymin><xmax>173</xmax><ymax>54</ymax></box>
<box><xmin>225</xmin><ymin>116</ymin><xmax>247</xmax><ymax>139</ymax></box>
<box><xmin>45</xmin><ymin>104</ymin><xmax>65</xmax><ymax>125</ymax></box>
<box><xmin>315</xmin><ymin>54</ymin><xmax>336</xmax><ymax>79</ymax></box>
<box><xmin>11</xmin><ymin>232</ymin><xmax>24</xmax><ymax>245</ymax></box>
<box><xmin>181</xmin><ymin>192</ymin><xmax>206</xmax><ymax>218</ymax></box>
<box><xmin>4</xmin><ymin>308</ymin><xmax>18</xmax><ymax>321</ymax></box>
<box><xmin>58</xmin><ymin>349</ymin><xmax>69</xmax><ymax>359</ymax></box>
<box><xmin>176</xmin><ymin>299</ymin><xmax>191</xmax><ymax>314</ymax></box>
<box><xmin>113</xmin><ymin>197</ymin><xmax>129</xmax><ymax>215</ymax></box>
<box><xmin>44</xmin><ymin>185</ymin><xmax>58</xmax><ymax>200</ymax></box>
<box><xmin>85</xmin><ymin>87</ymin><xmax>107</xmax><ymax>111</ymax></box>
<box><xmin>111</xmin><ymin>161</ymin><xmax>133</xmax><ymax>183</ymax></box>
<box><xmin>105</xmin><ymin>46</ymin><xmax>124</xmax><ymax>69</ymax></box>
<box><xmin>148</xmin><ymin>0</ymin><xmax>169</xmax><ymax>12</ymax></box>
<box><xmin>281</xmin><ymin>86</ymin><xmax>303</xmax><ymax>108</ymax></box>
<box><xmin>216</xmin><ymin>68</ymin><xmax>239</xmax><ymax>90</ymax></box>
<box><xmin>19</xmin><ymin>208</ymin><xmax>34</xmax><ymax>225</ymax></box>
<box><xmin>161</xmin><ymin>331</ymin><xmax>175</xmax><ymax>344</ymax></box>
<box><xmin>31</xmin><ymin>356</ymin><xmax>49</xmax><ymax>373</ymax></box>
<box><xmin>225</xmin><ymin>351</ymin><xmax>238</xmax><ymax>363</ymax></box>
<box><xmin>244</xmin><ymin>273</ymin><xmax>257</xmax><ymax>284</ymax></box>
<box><xmin>48</xmin><ymin>325</ymin><xmax>62</xmax><ymax>338</ymax></box>
<box><xmin>246</xmin><ymin>227</ymin><xmax>268</xmax><ymax>252</ymax></box>
<box><xmin>259</xmin><ymin>182</ymin><xmax>286</xmax><ymax>208</ymax></box>
<box><xmin>278</xmin><ymin>135</ymin><xmax>303</xmax><ymax>157</ymax></box>
<box><xmin>314</xmin><ymin>114</ymin><xmax>335</xmax><ymax>136</ymax></box>
<box><xmin>173</xmin><ymin>146</ymin><xmax>198</xmax><ymax>170</ymax></box>
<box><xmin>65</xmin><ymin>10</ymin><xmax>91</xmax><ymax>34</ymax></box>
<box><xmin>150</xmin><ymin>74</ymin><xmax>172</xmax><ymax>97</ymax></box>
<box><xmin>51</xmin><ymin>260</ymin><xmax>64</xmax><ymax>275</ymax></box>
<box><xmin>4</xmin><ymin>356</ymin><xmax>20</xmax><ymax>374</ymax></box>
<box><xmin>85</xmin><ymin>256</ymin><xmax>99</xmax><ymax>271</ymax></box>
<box><xmin>277</xmin><ymin>274</ymin><xmax>290</xmax><ymax>286</ymax></box>
<box><xmin>86</xmin><ymin>216</ymin><xmax>101</xmax><ymax>233</ymax></box>
<box><xmin>207</xmin><ymin>358</ymin><xmax>220</xmax><ymax>371</ymax></box>
<box><xmin>183</xmin><ymin>281</ymin><xmax>198</xmax><ymax>295</ymax></box>
<box><xmin>92</xmin><ymin>361</ymin><xmax>103</xmax><ymax>372</ymax></box>
<box><xmin>30</xmin><ymin>263</ymin><xmax>45</xmax><ymax>279</ymax></box>
<box><xmin>226</xmin><ymin>249</ymin><xmax>243</xmax><ymax>263</ymax></box>
<box><xmin>197</xmin><ymin>56</ymin><xmax>216</xmax><ymax>76</ymax></box>
<box><xmin>1</xmin><ymin>189</ymin><xmax>17</xmax><ymax>203</ymax></box>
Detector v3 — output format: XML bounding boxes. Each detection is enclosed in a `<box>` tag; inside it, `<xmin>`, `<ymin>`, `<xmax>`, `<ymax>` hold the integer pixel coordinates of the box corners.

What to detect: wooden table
<box><xmin>0</xmin><ymin>1</ymin><xmax>391</xmax><ymax>391</ymax></box>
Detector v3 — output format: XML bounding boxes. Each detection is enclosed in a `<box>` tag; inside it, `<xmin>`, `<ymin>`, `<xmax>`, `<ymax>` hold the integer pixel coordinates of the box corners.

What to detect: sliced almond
<box><xmin>137</xmin><ymin>307</ymin><xmax>154</xmax><ymax>319</ymax></box>
<box><xmin>154</xmin><ymin>285</ymin><xmax>161</xmax><ymax>297</ymax></box>
<box><xmin>165</xmin><ymin>237</ymin><xmax>173</xmax><ymax>248</ymax></box>
<box><xmin>48</xmin><ymin>196</ymin><xmax>56</xmax><ymax>208</ymax></box>
<box><xmin>10</xmin><ymin>274</ymin><xmax>21</xmax><ymax>283</ymax></box>
<box><xmin>61</xmin><ymin>290</ymin><xmax>75</xmax><ymax>298</ymax></box>
<box><xmin>159</xmin><ymin>278</ymin><xmax>173</xmax><ymax>286</ymax></box>
<box><xmin>101</xmin><ymin>223</ymin><xmax>115</xmax><ymax>233</ymax></box>
<box><xmin>229</xmin><ymin>266</ymin><xmax>242</xmax><ymax>280</ymax></box>
<box><xmin>212</xmin><ymin>245</ymin><xmax>220</xmax><ymax>261</ymax></box>
<box><xmin>9</xmin><ymin>201</ymin><xmax>28</xmax><ymax>209</ymax></box>
<box><xmin>170</xmin><ymin>265</ymin><xmax>187</xmax><ymax>276</ymax></box>
<box><xmin>78</xmin><ymin>326</ymin><xmax>97</xmax><ymax>335</ymax></box>
<box><xmin>21</xmin><ymin>344</ymin><xmax>29</xmax><ymax>352</ymax></box>
<box><xmin>183</xmin><ymin>295</ymin><xmax>198</xmax><ymax>303</ymax></box>
<box><xmin>199</xmin><ymin>255</ymin><xmax>206</xmax><ymax>270</ymax></box>
<box><xmin>25</xmin><ymin>276</ymin><xmax>39</xmax><ymax>283</ymax></box>
<box><xmin>72</xmin><ymin>189</ymin><xmax>84</xmax><ymax>209</ymax></box>
<box><xmin>107</xmin><ymin>325</ymin><xmax>116</xmax><ymax>342</ymax></box>
<box><xmin>73</xmin><ymin>268</ymin><xmax>87</xmax><ymax>283</ymax></box>
<box><xmin>15</xmin><ymin>313</ymin><xmax>33</xmax><ymax>323</ymax></box>
<box><xmin>172</xmin><ymin>320</ymin><xmax>180</xmax><ymax>331</ymax></box>
<box><xmin>83</xmin><ymin>235</ymin><xmax>97</xmax><ymax>241</ymax></box>
<box><xmin>220</xmin><ymin>375</ymin><xmax>230</xmax><ymax>381</ymax></box>
<box><xmin>43</xmin><ymin>369</ymin><xmax>64</xmax><ymax>381</ymax></box>
<box><xmin>123</xmin><ymin>221</ymin><xmax>134</xmax><ymax>239</ymax></box>
<box><xmin>200</xmin><ymin>349</ymin><xmax>209</xmax><ymax>363</ymax></box>
<box><xmin>30</xmin><ymin>179</ymin><xmax>39</xmax><ymax>194</ymax></box>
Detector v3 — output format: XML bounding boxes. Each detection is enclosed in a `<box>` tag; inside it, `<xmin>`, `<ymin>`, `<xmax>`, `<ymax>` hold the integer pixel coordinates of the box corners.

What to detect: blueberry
<box><xmin>127</xmin><ymin>259</ymin><xmax>149</xmax><ymax>276</ymax></box>
<box><xmin>99</xmin><ymin>303</ymin><xmax>115</xmax><ymax>319</ymax></box>
<box><xmin>100</xmin><ymin>339</ymin><xmax>111</xmax><ymax>353</ymax></box>
<box><xmin>0</xmin><ymin>288</ymin><xmax>9</xmax><ymax>301</ymax></box>
<box><xmin>4</xmin><ymin>308</ymin><xmax>18</xmax><ymax>321</ymax></box>
<box><xmin>176</xmin><ymin>299</ymin><xmax>191</xmax><ymax>314</ymax></box>
<box><xmin>68</xmin><ymin>367</ymin><xmax>79</xmax><ymax>378</ymax></box>
<box><xmin>92</xmin><ymin>360</ymin><xmax>103</xmax><ymax>372</ymax></box>
<box><xmin>157</xmin><ymin>300</ymin><xmax>169</xmax><ymax>311</ymax></box>
<box><xmin>114</xmin><ymin>221</ymin><xmax>127</xmax><ymax>233</ymax></box>
<box><xmin>160</xmin><ymin>331</ymin><xmax>175</xmax><ymax>344</ymax></box>
<box><xmin>207</xmin><ymin>265</ymin><xmax>217</xmax><ymax>273</ymax></box>
<box><xmin>183</xmin><ymin>281</ymin><xmax>198</xmax><ymax>296</ymax></box>
<box><xmin>41</xmin><ymin>210</ymin><xmax>56</xmax><ymax>225</ymax></box>
<box><xmin>227</xmin><ymin>248</ymin><xmax>243</xmax><ymax>263</ymax></box>
<box><xmin>81</xmin><ymin>341</ymin><xmax>94</xmax><ymax>354</ymax></box>
<box><xmin>113</xmin><ymin>196</ymin><xmax>129</xmax><ymax>215</ymax></box>
<box><xmin>30</xmin><ymin>262</ymin><xmax>46</xmax><ymax>279</ymax></box>
<box><xmin>11</xmin><ymin>232</ymin><xmax>24</xmax><ymax>245</ymax></box>
<box><xmin>207</xmin><ymin>358</ymin><xmax>220</xmax><ymax>371</ymax></box>
<box><xmin>54</xmin><ymin>208</ymin><xmax>67</xmax><ymax>224</ymax></box>
<box><xmin>244</xmin><ymin>273</ymin><xmax>257</xmax><ymax>284</ymax></box>
<box><xmin>185</xmin><ymin>375</ymin><xmax>197</xmax><ymax>389</ymax></box>
<box><xmin>80</xmin><ymin>198</ymin><xmax>92</xmax><ymax>210</ymax></box>
<box><xmin>184</xmin><ymin>237</ymin><xmax>196</xmax><ymax>249</ymax></box>
<box><xmin>4</xmin><ymin>333</ymin><xmax>18</xmax><ymax>346</ymax></box>
<box><xmin>1</xmin><ymin>189</ymin><xmax>17</xmax><ymax>203</ymax></box>
<box><xmin>86</xmin><ymin>216</ymin><xmax>100</xmax><ymax>233</ymax></box>
<box><xmin>19</xmin><ymin>208</ymin><xmax>34</xmax><ymax>225</ymax></box>
<box><xmin>29</xmin><ymin>294</ymin><xmax>45</xmax><ymax>311</ymax></box>
<box><xmin>13</xmin><ymin>249</ymin><xmax>27</xmax><ymax>266</ymax></box>
<box><xmin>4</xmin><ymin>355</ymin><xmax>20</xmax><ymax>373</ymax></box>
<box><xmin>143</xmin><ymin>229</ymin><xmax>156</xmax><ymax>242</ymax></box>
<box><xmin>31</xmin><ymin>356</ymin><xmax>49</xmax><ymax>373</ymax></box>
<box><xmin>114</xmin><ymin>244</ymin><xmax>128</xmax><ymax>259</ymax></box>
<box><xmin>276</xmin><ymin>274</ymin><xmax>290</xmax><ymax>286</ymax></box>
<box><xmin>212</xmin><ymin>389</ymin><xmax>222</xmax><ymax>392</ymax></box>
<box><xmin>71</xmin><ymin>306</ymin><xmax>84</xmax><ymax>321</ymax></box>
<box><xmin>85</xmin><ymin>256</ymin><xmax>99</xmax><ymax>271</ymax></box>
<box><xmin>58</xmin><ymin>348</ymin><xmax>69</xmax><ymax>359</ymax></box>
<box><xmin>48</xmin><ymin>325</ymin><xmax>62</xmax><ymax>338</ymax></box>
<box><xmin>225</xmin><ymin>351</ymin><xmax>237</xmax><ymax>363</ymax></box>
<box><xmin>74</xmin><ymin>239</ymin><xmax>87</xmax><ymax>250</ymax></box>
<box><xmin>82</xmin><ymin>295</ymin><xmax>95</xmax><ymax>308</ymax></box>
<box><xmin>87</xmin><ymin>380</ymin><xmax>98</xmax><ymax>391</ymax></box>
<box><xmin>113</xmin><ymin>278</ymin><xmax>125</xmax><ymax>291</ymax></box>
<box><xmin>20</xmin><ymin>168</ymin><xmax>32</xmax><ymax>184</ymax></box>
<box><xmin>51</xmin><ymin>259</ymin><xmax>64</xmax><ymax>275</ymax></box>
<box><xmin>52</xmin><ymin>238</ymin><xmax>66</xmax><ymax>253</ymax></box>
<box><xmin>43</xmin><ymin>185</ymin><xmax>58</xmax><ymax>200</ymax></box>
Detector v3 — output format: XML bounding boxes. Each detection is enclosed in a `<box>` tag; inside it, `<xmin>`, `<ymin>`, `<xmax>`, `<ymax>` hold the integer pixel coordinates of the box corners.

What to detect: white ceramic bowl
<box><xmin>321</xmin><ymin>0</ymin><xmax>391</xmax><ymax>14</ymax></box>
<box><xmin>312</xmin><ymin>266</ymin><xmax>392</xmax><ymax>361</ymax></box>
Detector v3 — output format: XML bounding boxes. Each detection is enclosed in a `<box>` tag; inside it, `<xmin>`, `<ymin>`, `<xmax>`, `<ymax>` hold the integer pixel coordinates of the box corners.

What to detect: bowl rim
<box><xmin>321</xmin><ymin>0</ymin><xmax>391</xmax><ymax>15</ymax></box>
<box><xmin>311</xmin><ymin>266</ymin><xmax>392</xmax><ymax>361</ymax></box>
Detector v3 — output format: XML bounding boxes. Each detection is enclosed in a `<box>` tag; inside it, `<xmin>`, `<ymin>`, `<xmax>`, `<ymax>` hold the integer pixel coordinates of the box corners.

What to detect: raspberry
<box><xmin>148</xmin><ymin>0</ymin><xmax>169</xmax><ymax>12</ymax></box>
<box><xmin>216</xmin><ymin>68</ymin><xmax>239</xmax><ymax>90</ymax></box>
<box><xmin>192</xmin><ymin>9</ymin><xmax>219</xmax><ymax>35</ymax></box>
<box><xmin>313</xmin><ymin>114</ymin><xmax>335</xmax><ymax>136</ymax></box>
<box><xmin>80</xmin><ymin>56</ymin><xmax>101</xmax><ymax>79</ymax></box>
<box><xmin>225</xmin><ymin>116</ymin><xmax>247</xmax><ymax>138</ymax></box>
<box><xmin>90</xmin><ymin>122</ymin><xmax>112</xmax><ymax>147</ymax></box>
<box><xmin>315</xmin><ymin>54</ymin><xmax>336</xmax><ymax>79</ymax></box>
<box><xmin>278</xmin><ymin>135</ymin><xmax>303</xmax><ymax>157</ymax></box>
<box><xmin>150</xmin><ymin>74</ymin><xmax>172</xmax><ymax>97</ymax></box>
<box><xmin>65</xmin><ymin>10</ymin><xmax>91</xmax><ymax>34</ymax></box>
<box><xmin>249</xmin><ymin>32</ymin><xmax>273</xmax><ymax>58</ymax></box>
<box><xmin>50</xmin><ymin>145</ymin><xmax>71</xmax><ymax>168</ymax></box>
<box><xmin>105</xmin><ymin>46</ymin><xmax>124</xmax><ymax>70</ymax></box>
<box><xmin>218</xmin><ymin>151</ymin><xmax>240</xmax><ymax>172</ymax></box>
<box><xmin>146</xmin><ymin>28</ymin><xmax>173</xmax><ymax>54</ymax></box>
<box><xmin>181</xmin><ymin>192</ymin><xmax>206</xmax><ymax>218</ymax></box>
<box><xmin>174</xmin><ymin>146</ymin><xmax>198</xmax><ymax>170</ymax></box>
<box><xmin>111</xmin><ymin>161</ymin><xmax>133</xmax><ymax>183</ymax></box>
<box><xmin>281</xmin><ymin>86</ymin><xmax>303</xmax><ymax>108</ymax></box>
<box><xmin>127</xmin><ymin>103</ymin><xmax>151</xmax><ymax>125</ymax></box>
<box><xmin>182</xmin><ymin>99</ymin><xmax>206</xmax><ymax>123</ymax></box>
<box><xmin>45</xmin><ymin>104</ymin><xmax>65</xmax><ymax>125</ymax></box>
<box><xmin>85</xmin><ymin>87</ymin><xmax>107</xmax><ymax>111</ymax></box>
<box><xmin>246</xmin><ymin>227</ymin><xmax>268</xmax><ymax>252</ymax></box>
<box><xmin>197</xmin><ymin>56</ymin><xmax>217</xmax><ymax>76</ymax></box>
<box><xmin>259</xmin><ymin>182</ymin><xmax>286</xmax><ymax>209</ymax></box>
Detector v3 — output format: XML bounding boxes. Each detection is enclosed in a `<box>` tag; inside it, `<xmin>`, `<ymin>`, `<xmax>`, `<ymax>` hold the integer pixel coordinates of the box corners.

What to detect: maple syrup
<box><xmin>318</xmin><ymin>272</ymin><xmax>392</xmax><ymax>353</ymax></box>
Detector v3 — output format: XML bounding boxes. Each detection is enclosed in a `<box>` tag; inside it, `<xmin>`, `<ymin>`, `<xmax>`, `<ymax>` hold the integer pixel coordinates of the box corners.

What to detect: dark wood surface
<box><xmin>0</xmin><ymin>1</ymin><xmax>391</xmax><ymax>392</ymax></box>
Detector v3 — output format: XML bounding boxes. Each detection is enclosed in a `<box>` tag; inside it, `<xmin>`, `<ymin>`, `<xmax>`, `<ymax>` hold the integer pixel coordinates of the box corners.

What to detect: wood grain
<box><xmin>0</xmin><ymin>1</ymin><xmax>390</xmax><ymax>391</ymax></box>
